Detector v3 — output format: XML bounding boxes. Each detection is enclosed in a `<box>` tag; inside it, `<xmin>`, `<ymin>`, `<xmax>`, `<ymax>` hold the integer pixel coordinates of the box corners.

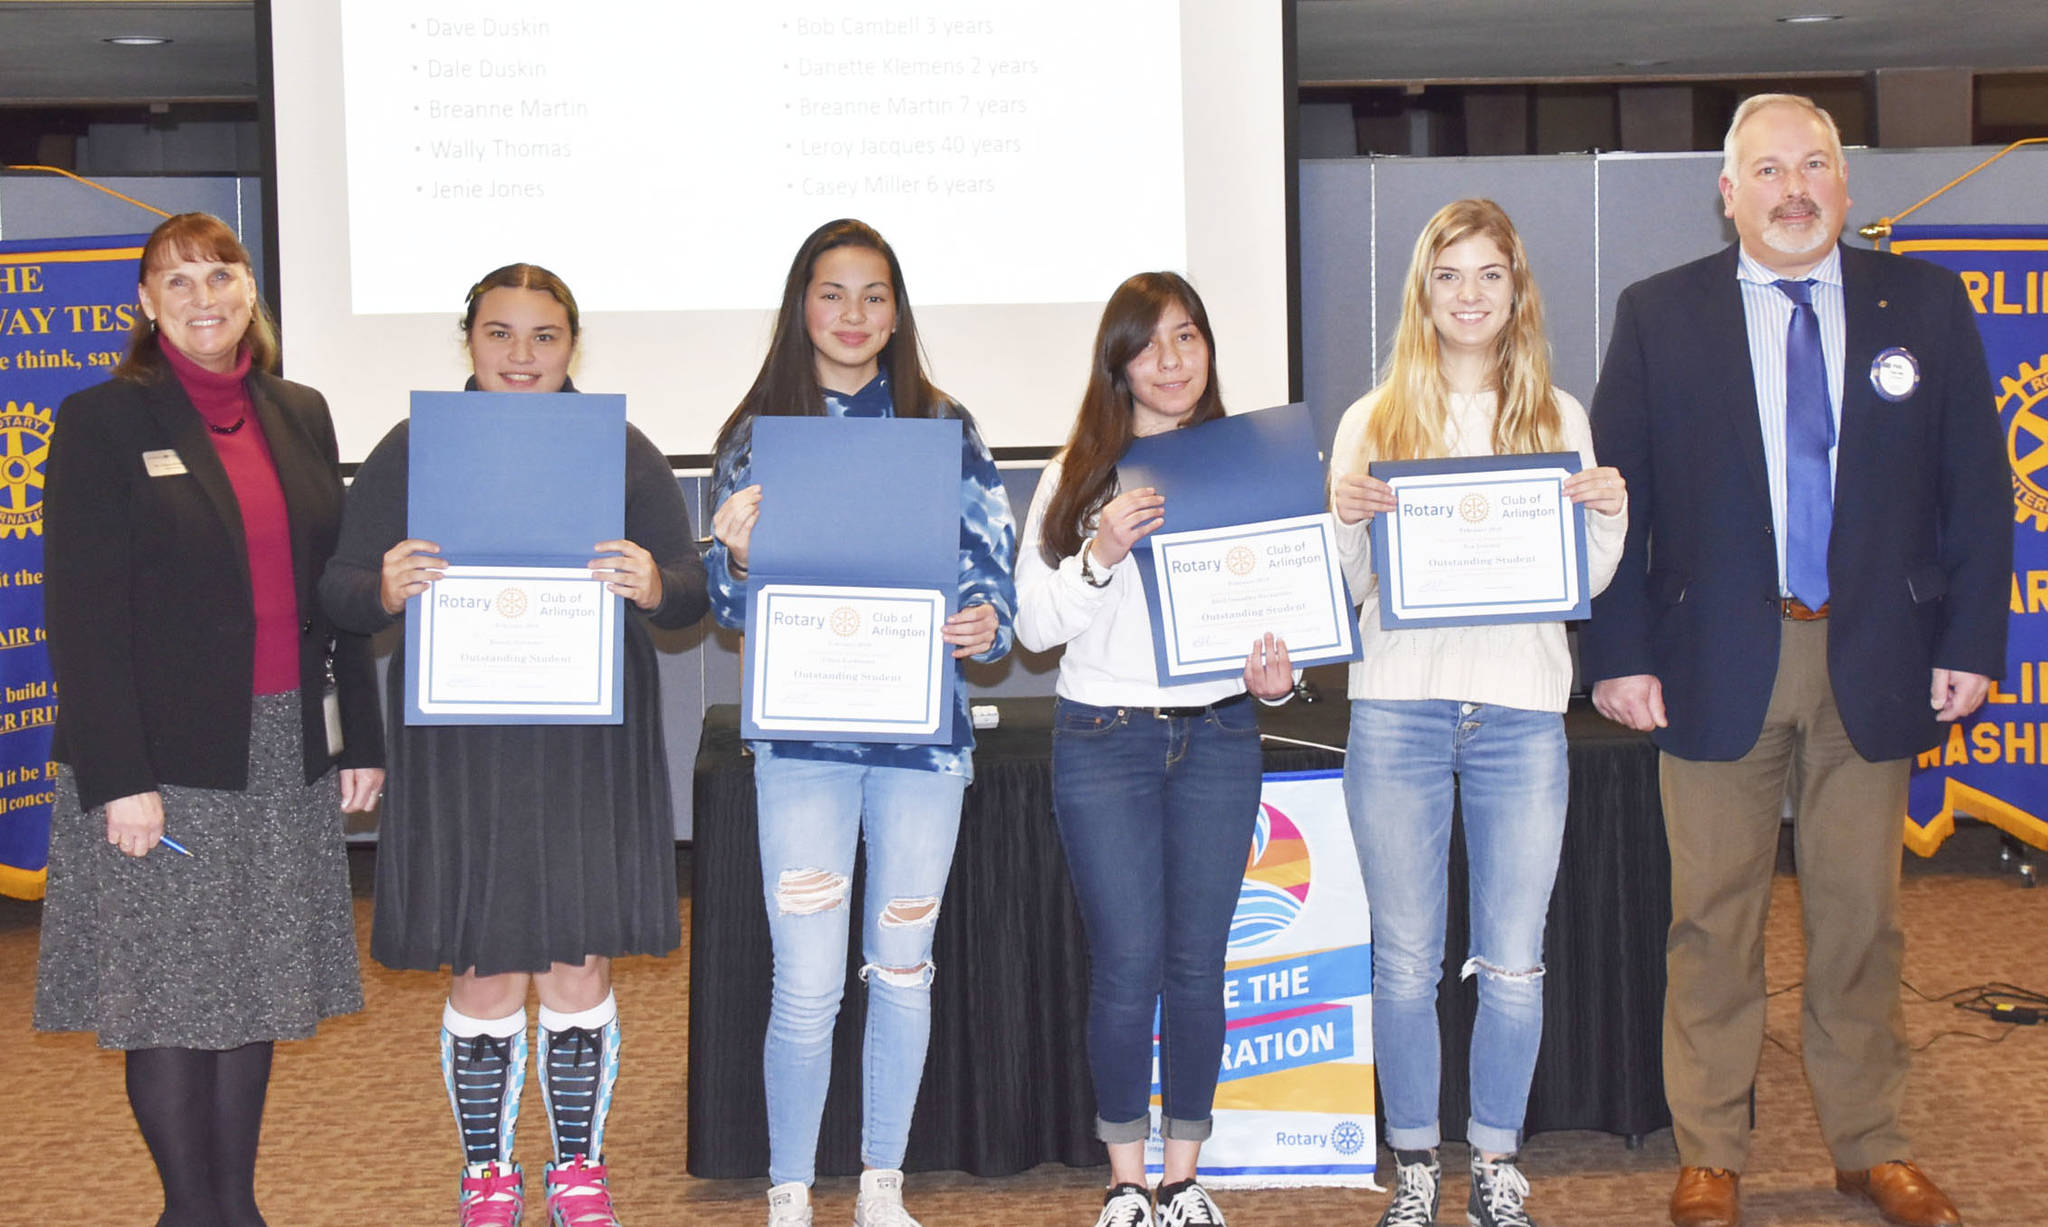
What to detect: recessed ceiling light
<box><xmin>104</xmin><ymin>35</ymin><xmax>173</xmax><ymax>46</ymax></box>
<box><xmin>1615</xmin><ymin>59</ymin><xmax>1672</xmax><ymax>67</ymax></box>
<box><xmin>1776</xmin><ymin>13</ymin><xmax>1843</xmax><ymax>23</ymax></box>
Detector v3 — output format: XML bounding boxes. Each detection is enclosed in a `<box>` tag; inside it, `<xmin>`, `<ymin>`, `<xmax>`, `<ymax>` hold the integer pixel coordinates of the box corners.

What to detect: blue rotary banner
<box><xmin>0</xmin><ymin>234</ymin><xmax>148</xmax><ymax>899</ymax></box>
<box><xmin>1892</xmin><ymin>225</ymin><xmax>2048</xmax><ymax>856</ymax></box>
<box><xmin>1146</xmin><ymin>769</ymin><xmax>1378</xmax><ymax>1187</ymax></box>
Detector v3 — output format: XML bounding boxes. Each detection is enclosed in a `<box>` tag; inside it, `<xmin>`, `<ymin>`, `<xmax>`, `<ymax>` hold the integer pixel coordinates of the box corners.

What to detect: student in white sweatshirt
<box><xmin>1327</xmin><ymin>199</ymin><xmax>1627</xmax><ymax>1227</ymax></box>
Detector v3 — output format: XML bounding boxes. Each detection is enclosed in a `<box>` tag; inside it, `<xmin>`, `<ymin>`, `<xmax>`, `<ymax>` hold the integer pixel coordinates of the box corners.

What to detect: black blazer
<box><xmin>44</xmin><ymin>369</ymin><xmax>385</xmax><ymax>812</ymax></box>
<box><xmin>1580</xmin><ymin>242</ymin><xmax>2011</xmax><ymax>763</ymax></box>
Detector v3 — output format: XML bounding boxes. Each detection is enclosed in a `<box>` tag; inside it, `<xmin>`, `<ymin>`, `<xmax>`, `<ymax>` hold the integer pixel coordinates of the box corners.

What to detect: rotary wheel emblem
<box><xmin>2001</xmin><ymin>357</ymin><xmax>2048</xmax><ymax>531</ymax></box>
<box><xmin>495</xmin><ymin>587</ymin><xmax>529</xmax><ymax>618</ymax></box>
<box><xmin>0</xmin><ymin>402</ymin><xmax>53</xmax><ymax>540</ymax></box>
<box><xmin>1225</xmin><ymin>545</ymin><xmax>1257</xmax><ymax>576</ymax></box>
<box><xmin>1458</xmin><ymin>492</ymin><xmax>1490</xmax><ymax>523</ymax></box>
<box><xmin>829</xmin><ymin>606</ymin><xmax>860</xmax><ymax>637</ymax></box>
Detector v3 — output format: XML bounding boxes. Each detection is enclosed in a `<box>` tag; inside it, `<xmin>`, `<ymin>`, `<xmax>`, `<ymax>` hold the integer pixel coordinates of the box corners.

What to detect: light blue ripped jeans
<box><xmin>1344</xmin><ymin>699</ymin><xmax>1567</xmax><ymax>1156</ymax></box>
<box><xmin>753</xmin><ymin>756</ymin><xmax>966</xmax><ymax>1187</ymax></box>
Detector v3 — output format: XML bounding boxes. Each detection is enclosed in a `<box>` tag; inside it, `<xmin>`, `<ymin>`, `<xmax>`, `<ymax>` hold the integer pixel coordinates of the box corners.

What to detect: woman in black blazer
<box><xmin>34</xmin><ymin>212</ymin><xmax>384</xmax><ymax>1227</ymax></box>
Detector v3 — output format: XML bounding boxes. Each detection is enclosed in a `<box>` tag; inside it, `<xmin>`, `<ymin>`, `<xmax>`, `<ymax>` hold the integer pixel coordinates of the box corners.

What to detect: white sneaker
<box><xmin>1094</xmin><ymin>1182</ymin><xmax>1156</xmax><ymax>1227</ymax></box>
<box><xmin>853</xmin><ymin>1169</ymin><xmax>921</xmax><ymax>1227</ymax></box>
<box><xmin>767</xmin><ymin>1180</ymin><xmax>813</xmax><ymax>1226</ymax></box>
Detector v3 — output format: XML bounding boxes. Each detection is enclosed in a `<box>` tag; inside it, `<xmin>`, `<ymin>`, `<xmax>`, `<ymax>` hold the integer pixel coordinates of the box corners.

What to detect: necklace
<box><xmin>207</xmin><ymin>417</ymin><xmax>246</xmax><ymax>436</ymax></box>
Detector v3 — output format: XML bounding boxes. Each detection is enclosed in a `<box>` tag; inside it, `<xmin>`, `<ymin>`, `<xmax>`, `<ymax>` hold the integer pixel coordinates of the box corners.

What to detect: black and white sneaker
<box><xmin>1467</xmin><ymin>1153</ymin><xmax>1536</xmax><ymax>1227</ymax></box>
<box><xmin>1092</xmin><ymin>1182</ymin><xmax>1154</xmax><ymax>1227</ymax></box>
<box><xmin>1154</xmin><ymin>1178</ymin><xmax>1224</xmax><ymax>1227</ymax></box>
<box><xmin>1376</xmin><ymin>1151</ymin><xmax>1441</xmax><ymax>1227</ymax></box>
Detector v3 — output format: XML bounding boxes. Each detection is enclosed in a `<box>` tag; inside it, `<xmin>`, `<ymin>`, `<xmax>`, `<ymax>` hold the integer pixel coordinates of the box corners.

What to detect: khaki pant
<box><xmin>1659</xmin><ymin>618</ymin><xmax>1912</xmax><ymax>1172</ymax></box>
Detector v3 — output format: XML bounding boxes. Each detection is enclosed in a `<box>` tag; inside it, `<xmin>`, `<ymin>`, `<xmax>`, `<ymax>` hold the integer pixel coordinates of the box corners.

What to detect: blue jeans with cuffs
<box><xmin>1051</xmin><ymin>695</ymin><xmax>1264</xmax><ymax>1143</ymax></box>
<box><xmin>1343</xmin><ymin>698</ymin><xmax>1567</xmax><ymax>1156</ymax></box>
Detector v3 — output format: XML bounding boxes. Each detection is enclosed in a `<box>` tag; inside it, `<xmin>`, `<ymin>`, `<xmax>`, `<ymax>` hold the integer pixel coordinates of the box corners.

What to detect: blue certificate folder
<box><xmin>403</xmin><ymin>391</ymin><xmax>626</xmax><ymax>725</ymax></box>
<box><xmin>1117</xmin><ymin>402</ymin><xmax>1360</xmax><ymax>684</ymax></box>
<box><xmin>740</xmin><ymin>416</ymin><xmax>962</xmax><ymax>744</ymax></box>
<box><xmin>1367</xmin><ymin>452</ymin><xmax>1589</xmax><ymax>630</ymax></box>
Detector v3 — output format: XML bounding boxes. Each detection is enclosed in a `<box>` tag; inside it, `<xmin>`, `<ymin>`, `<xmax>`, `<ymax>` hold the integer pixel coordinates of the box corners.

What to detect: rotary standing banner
<box><xmin>0</xmin><ymin>234</ymin><xmax>147</xmax><ymax>899</ymax></box>
<box><xmin>1891</xmin><ymin>224</ymin><xmax>2048</xmax><ymax>855</ymax></box>
<box><xmin>1147</xmin><ymin>769</ymin><xmax>1379</xmax><ymax>1187</ymax></box>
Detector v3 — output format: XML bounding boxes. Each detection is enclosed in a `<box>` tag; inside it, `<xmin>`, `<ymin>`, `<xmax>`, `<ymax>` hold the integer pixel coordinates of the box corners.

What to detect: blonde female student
<box><xmin>1328</xmin><ymin>199</ymin><xmax>1626</xmax><ymax>1227</ymax></box>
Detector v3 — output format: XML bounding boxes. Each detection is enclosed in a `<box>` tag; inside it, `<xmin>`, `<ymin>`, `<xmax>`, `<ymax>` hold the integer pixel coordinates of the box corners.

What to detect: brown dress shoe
<box><xmin>1835</xmin><ymin>1160</ymin><xmax>1964</xmax><ymax>1226</ymax></box>
<box><xmin>1670</xmin><ymin>1166</ymin><xmax>1741</xmax><ymax>1227</ymax></box>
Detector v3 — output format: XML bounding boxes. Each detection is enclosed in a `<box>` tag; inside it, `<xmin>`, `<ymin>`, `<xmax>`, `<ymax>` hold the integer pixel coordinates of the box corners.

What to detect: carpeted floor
<box><xmin>3</xmin><ymin>825</ymin><xmax>2042</xmax><ymax>1225</ymax></box>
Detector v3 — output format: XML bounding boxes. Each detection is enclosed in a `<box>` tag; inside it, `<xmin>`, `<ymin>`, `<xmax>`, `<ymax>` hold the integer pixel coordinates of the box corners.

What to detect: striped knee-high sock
<box><xmin>538</xmin><ymin>993</ymin><xmax>619</xmax><ymax>1163</ymax></box>
<box><xmin>441</xmin><ymin>1002</ymin><xmax>528</xmax><ymax>1166</ymax></box>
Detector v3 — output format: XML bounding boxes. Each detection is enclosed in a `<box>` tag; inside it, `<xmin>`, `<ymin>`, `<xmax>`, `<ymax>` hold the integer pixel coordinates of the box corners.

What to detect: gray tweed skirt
<box><xmin>34</xmin><ymin>691</ymin><xmax>363</xmax><ymax>1049</ymax></box>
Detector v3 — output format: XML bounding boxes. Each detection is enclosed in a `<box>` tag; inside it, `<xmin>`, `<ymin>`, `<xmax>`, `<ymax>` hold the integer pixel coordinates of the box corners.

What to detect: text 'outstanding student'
<box><xmin>705</xmin><ymin>218</ymin><xmax>1017</xmax><ymax>1227</ymax></box>
<box><xmin>320</xmin><ymin>264</ymin><xmax>710</xmax><ymax>1227</ymax></box>
<box><xmin>1015</xmin><ymin>272</ymin><xmax>1297</xmax><ymax>1227</ymax></box>
<box><xmin>36</xmin><ymin>211</ymin><xmax>386</xmax><ymax>1227</ymax></box>
<box><xmin>1327</xmin><ymin>199</ymin><xmax>1626</xmax><ymax>1227</ymax></box>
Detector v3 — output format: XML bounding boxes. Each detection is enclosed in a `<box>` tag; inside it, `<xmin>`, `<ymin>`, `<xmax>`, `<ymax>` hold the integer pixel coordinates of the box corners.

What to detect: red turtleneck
<box><xmin>160</xmin><ymin>340</ymin><xmax>301</xmax><ymax>695</ymax></box>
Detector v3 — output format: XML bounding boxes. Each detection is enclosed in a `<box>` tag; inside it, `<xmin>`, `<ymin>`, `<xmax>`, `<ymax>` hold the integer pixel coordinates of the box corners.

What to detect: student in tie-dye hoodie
<box><xmin>705</xmin><ymin>218</ymin><xmax>1016</xmax><ymax>1227</ymax></box>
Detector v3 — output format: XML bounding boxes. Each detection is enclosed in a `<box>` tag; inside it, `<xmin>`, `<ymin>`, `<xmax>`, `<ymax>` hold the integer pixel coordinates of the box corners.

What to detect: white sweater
<box><xmin>1015</xmin><ymin>454</ymin><xmax>1254</xmax><ymax>708</ymax></box>
<box><xmin>1328</xmin><ymin>386</ymin><xmax>1627</xmax><ymax>713</ymax></box>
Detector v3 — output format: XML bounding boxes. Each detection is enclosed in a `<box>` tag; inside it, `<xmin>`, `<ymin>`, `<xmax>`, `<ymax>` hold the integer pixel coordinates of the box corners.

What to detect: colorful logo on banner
<box><xmin>1146</xmin><ymin>769</ymin><xmax>1377</xmax><ymax>1187</ymax></box>
<box><xmin>1892</xmin><ymin>225</ymin><xmax>2048</xmax><ymax>856</ymax></box>
<box><xmin>0</xmin><ymin>235</ymin><xmax>148</xmax><ymax>899</ymax></box>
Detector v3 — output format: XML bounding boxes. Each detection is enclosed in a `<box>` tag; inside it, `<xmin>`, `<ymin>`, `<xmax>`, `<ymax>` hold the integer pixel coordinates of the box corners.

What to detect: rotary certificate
<box><xmin>1148</xmin><ymin>513</ymin><xmax>1357</xmax><ymax>679</ymax></box>
<box><xmin>1373</xmin><ymin>460</ymin><xmax>1587</xmax><ymax>627</ymax></box>
<box><xmin>414</xmin><ymin>564</ymin><xmax>619</xmax><ymax>718</ymax></box>
<box><xmin>748</xmin><ymin>584</ymin><xmax>949</xmax><ymax>738</ymax></box>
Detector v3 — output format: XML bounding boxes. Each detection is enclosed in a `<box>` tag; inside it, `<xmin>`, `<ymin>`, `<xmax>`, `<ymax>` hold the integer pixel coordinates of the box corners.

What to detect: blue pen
<box><xmin>156</xmin><ymin>835</ymin><xmax>194</xmax><ymax>858</ymax></box>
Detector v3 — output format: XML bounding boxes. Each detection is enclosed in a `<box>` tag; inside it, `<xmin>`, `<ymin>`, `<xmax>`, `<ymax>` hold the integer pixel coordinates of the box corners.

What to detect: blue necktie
<box><xmin>1775</xmin><ymin>279</ymin><xmax>1834</xmax><ymax>608</ymax></box>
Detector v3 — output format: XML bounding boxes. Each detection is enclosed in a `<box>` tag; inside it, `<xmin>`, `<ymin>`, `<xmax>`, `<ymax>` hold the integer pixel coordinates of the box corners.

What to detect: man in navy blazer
<box><xmin>1581</xmin><ymin>95</ymin><xmax>2007</xmax><ymax>1227</ymax></box>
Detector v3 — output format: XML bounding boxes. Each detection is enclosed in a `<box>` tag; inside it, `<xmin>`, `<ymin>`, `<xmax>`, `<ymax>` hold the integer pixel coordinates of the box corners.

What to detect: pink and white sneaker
<box><xmin>545</xmin><ymin>1156</ymin><xmax>623</xmax><ymax>1226</ymax></box>
<box><xmin>458</xmin><ymin>1160</ymin><xmax>525</xmax><ymax>1227</ymax></box>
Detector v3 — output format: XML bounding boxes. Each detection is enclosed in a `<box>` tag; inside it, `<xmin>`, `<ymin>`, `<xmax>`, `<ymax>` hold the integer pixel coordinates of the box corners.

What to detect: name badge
<box><xmin>1869</xmin><ymin>347</ymin><xmax>1920</xmax><ymax>402</ymax></box>
<box><xmin>141</xmin><ymin>449</ymin><xmax>188</xmax><ymax>477</ymax></box>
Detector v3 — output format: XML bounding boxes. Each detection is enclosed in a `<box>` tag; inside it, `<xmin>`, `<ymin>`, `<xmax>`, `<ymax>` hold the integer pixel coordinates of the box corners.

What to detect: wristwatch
<box><xmin>1079</xmin><ymin>538</ymin><xmax>1113</xmax><ymax>588</ymax></box>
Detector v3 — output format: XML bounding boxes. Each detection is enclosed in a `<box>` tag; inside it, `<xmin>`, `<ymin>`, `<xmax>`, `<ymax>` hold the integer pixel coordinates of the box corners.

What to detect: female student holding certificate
<box><xmin>1326</xmin><ymin>199</ymin><xmax>1626</xmax><ymax>1227</ymax></box>
<box><xmin>1015</xmin><ymin>272</ymin><xmax>1296</xmax><ymax>1227</ymax></box>
<box><xmin>321</xmin><ymin>264</ymin><xmax>709</xmax><ymax>1227</ymax></box>
<box><xmin>705</xmin><ymin>218</ymin><xmax>1016</xmax><ymax>1227</ymax></box>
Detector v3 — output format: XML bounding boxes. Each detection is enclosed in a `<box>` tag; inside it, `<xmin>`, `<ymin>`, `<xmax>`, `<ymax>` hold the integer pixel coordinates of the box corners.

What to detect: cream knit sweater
<box><xmin>1328</xmin><ymin>386</ymin><xmax>1627</xmax><ymax>713</ymax></box>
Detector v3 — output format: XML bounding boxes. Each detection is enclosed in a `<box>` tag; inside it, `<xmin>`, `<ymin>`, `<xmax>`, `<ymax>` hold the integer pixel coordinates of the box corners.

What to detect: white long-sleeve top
<box><xmin>1329</xmin><ymin>386</ymin><xmax>1627</xmax><ymax>713</ymax></box>
<box><xmin>1016</xmin><ymin>454</ymin><xmax>1254</xmax><ymax>708</ymax></box>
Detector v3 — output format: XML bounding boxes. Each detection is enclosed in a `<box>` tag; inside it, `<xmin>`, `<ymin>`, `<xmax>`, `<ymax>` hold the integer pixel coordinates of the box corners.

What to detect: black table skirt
<box><xmin>687</xmin><ymin>696</ymin><xmax>1671</xmax><ymax>1178</ymax></box>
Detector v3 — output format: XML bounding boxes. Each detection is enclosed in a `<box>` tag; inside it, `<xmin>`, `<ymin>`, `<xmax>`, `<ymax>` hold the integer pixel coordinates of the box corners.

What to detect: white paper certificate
<box><xmin>415</xmin><ymin>565</ymin><xmax>619</xmax><ymax>717</ymax></box>
<box><xmin>749</xmin><ymin>584</ymin><xmax>949</xmax><ymax>737</ymax></box>
<box><xmin>1148</xmin><ymin>513</ymin><xmax>1357</xmax><ymax>679</ymax></box>
<box><xmin>1379</xmin><ymin>467</ymin><xmax>1582</xmax><ymax>624</ymax></box>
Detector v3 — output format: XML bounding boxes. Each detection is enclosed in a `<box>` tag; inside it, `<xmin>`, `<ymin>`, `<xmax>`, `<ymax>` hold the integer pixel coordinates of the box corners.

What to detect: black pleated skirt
<box><xmin>369</xmin><ymin>628</ymin><xmax>681</xmax><ymax>976</ymax></box>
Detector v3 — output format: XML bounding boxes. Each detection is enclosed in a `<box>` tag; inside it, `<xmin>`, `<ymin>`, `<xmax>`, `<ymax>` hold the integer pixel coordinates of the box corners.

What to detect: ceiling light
<box><xmin>104</xmin><ymin>35</ymin><xmax>173</xmax><ymax>46</ymax></box>
<box><xmin>1776</xmin><ymin>13</ymin><xmax>1843</xmax><ymax>23</ymax></box>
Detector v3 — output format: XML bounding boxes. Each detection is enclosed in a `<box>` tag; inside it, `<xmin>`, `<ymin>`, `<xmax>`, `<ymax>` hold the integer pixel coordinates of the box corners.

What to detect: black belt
<box><xmin>1146</xmin><ymin>692</ymin><xmax>1251</xmax><ymax>719</ymax></box>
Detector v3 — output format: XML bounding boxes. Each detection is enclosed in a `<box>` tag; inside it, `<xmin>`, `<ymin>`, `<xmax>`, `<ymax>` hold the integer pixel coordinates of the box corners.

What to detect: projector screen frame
<box><xmin>254</xmin><ymin>0</ymin><xmax>1304</xmax><ymax>468</ymax></box>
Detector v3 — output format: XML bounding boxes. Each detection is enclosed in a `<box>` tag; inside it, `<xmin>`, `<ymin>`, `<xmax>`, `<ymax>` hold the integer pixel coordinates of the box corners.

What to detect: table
<box><xmin>688</xmin><ymin>694</ymin><xmax>1671</xmax><ymax>1178</ymax></box>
